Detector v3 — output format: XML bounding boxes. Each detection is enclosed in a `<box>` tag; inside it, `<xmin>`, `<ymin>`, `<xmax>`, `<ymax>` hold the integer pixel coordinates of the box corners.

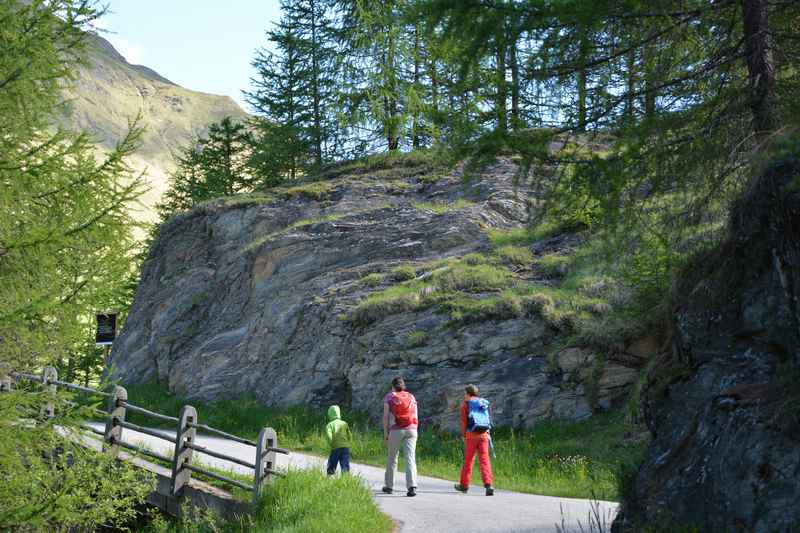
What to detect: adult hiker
<box><xmin>454</xmin><ymin>384</ymin><xmax>495</xmax><ymax>496</ymax></box>
<box><xmin>382</xmin><ymin>376</ymin><xmax>419</xmax><ymax>497</ymax></box>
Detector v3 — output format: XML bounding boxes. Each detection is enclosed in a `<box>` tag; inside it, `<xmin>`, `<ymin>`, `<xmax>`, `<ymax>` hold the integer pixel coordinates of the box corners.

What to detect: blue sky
<box><xmin>94</xmin><ymin>1</ymin><xmax>282</xmax><ymax>110</ymax></box>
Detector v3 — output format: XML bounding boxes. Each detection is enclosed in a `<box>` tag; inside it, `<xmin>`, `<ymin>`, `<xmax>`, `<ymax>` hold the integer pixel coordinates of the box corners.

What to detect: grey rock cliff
<box><xmin>615</xmin><ymin>149</ymin><xmax>800</xmax><ymax>531</ymax></box>
<box><xmin>111</xmin><ymin>159</ymin><xmax>642</xmax><ymax>428</ymax></box>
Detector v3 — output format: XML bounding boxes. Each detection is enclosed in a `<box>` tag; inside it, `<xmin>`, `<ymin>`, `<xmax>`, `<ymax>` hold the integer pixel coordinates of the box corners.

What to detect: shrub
<box><xmin>280</xmin><ymin>180</ymin><xmax>336</xmax><ymax>201</ymax></box>
<box><xmin>433</xmin><ymin>263</ymin><xmax>512</xmax><ymax>292</ymax></box>
<box><xmin>496</xmin><ymin>245</ymin><xmax>534</xmax><ymax>266</ymax></box>
<box><xmin>405</xmin><ymin>330</ymin><xmax>428</xmax><ymax>348</ymax></box>
<box><xmin>439</xmin><ymin>291</ymin><xmax>523</xmax><ymax>323</ymax></box>
<box><xmin>462</xmin><ymin>252</ymin><xmax>489</xmax><ymax>266</ymax></box>
<box><xmin>536</xmin><ymin>253</ymin><xmax>572</xmax><ymax>277</ymax></box>
<box><xmin>359</xmin><ymin>273</ymin><xmax>383</xmax><ymax>287</ymax></box>
<box><xmin>351</xmin><ymin>287</ymin><xmax>422</xmax><ymax>326</ymax></box>
<box><xmin>390</xmin><ymin>265</ymin><xmax>417</xmax><ymax>282</ymax></box>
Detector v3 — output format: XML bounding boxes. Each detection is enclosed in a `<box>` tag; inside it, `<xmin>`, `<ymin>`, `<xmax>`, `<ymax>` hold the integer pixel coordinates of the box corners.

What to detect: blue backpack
<box><xmin>466</xmin><ymin>397</ymin><xmax>492</xmax><ymax>433</ymax></box>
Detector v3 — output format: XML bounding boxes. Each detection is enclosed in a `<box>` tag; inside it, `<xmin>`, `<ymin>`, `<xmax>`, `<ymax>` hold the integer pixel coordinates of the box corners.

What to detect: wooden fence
<box><xmin>0</xmin><ymin>364</ymin><xmax>288</xmax><ymax>508</ymax></box>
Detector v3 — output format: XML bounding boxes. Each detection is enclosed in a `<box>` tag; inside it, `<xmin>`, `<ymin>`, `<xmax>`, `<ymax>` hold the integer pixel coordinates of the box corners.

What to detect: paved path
<box><xmin>89</xmin><ymin>423</ymin><xmax>616</xmax><ymax>532</ymax></box>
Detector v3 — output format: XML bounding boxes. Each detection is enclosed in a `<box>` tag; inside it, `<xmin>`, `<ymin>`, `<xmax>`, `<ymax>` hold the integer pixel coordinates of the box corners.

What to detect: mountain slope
<box><xmin>58</xmin><ymin>32</ymin><xmax>249</xmax><ymax>223</ymax></box>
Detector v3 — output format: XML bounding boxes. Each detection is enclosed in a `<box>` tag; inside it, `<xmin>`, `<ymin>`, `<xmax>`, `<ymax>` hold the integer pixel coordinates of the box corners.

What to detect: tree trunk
<box><xmin>412</xmin><ymin>23</ymin><xmax>421</xmax><ymax>149</ymax></box>
<box><xmin>643</xmin><ymin>38</ymin><xmax>657</xmax><ymax>120</ymax></box>
<box><xmin>310</xmin><ymin>0</ymin><xmax>323</xmax><ymax>168</ymax></box>
<box><xmin>509</xmin><ymin>40</ymin><xmax>520</xmax><ymax>130</ymax></box>
<box><xmin>577</xmin><ymin>32</ymin><xmax>588</xmax><ymax>131</ymax></box>
<box><xmin>742</xmin><ymin>0</ymin><xmax>777</xmax><ymax>138</ymax></box>
<box><xmin>625</xmin><ymin>48</ymin><xmax>636</xmax><ymax>125</ymax></box>
<box><xmin>495</xmin><ymin>34</ymin><xmax>508</xmax><ymax>133</ymax></box>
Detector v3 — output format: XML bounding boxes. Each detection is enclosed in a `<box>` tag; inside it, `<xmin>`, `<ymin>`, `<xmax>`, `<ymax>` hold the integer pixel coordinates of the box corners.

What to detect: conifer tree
<box><xmin>248</xmin><ymin>0</ymin><xmax>338</xmax><ymax>175</ymax></box>
<box><xmin>158</xmin><ymin>117</ymin><xmax>254</xmax><ymax>217</ymax></box>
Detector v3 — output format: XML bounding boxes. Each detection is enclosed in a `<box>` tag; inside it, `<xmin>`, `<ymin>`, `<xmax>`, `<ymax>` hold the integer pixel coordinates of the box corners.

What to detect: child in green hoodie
<box><xmin>325</xmin><ymin>405</ymin><xmax>353</xmax><ymax>475</ymax></box>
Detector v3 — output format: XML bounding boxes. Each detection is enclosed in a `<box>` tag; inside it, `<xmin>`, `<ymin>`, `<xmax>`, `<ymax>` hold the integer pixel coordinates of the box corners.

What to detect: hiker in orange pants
<box><xmin>454</xmin><ymin>384</ymin><xmax>494</xmax><ymax>496</ymax></box>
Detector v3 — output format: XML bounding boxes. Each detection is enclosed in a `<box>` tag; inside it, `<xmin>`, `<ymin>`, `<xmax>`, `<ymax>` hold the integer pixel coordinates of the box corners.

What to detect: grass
<box><xmin>245</xmin><ymin>213</ymin><xmax>345</xmax><ymax>252</ymax></box>
<box><xmin>121</xmin><ymin>383</ymin><xmax>645</xmax><ymax>502</ymax></box>
<box><xmin>496</xmin><ymin>245</ymin><xmax>534</xmax><ymax>266</ymax></box>
<box><xmin>486</xmin><ymin>220</ymin><xmax>562</xmax><ymax>247</ymax></box>
<box><xmin>405</xmin><ymin>329</ymin><xmax>428</xmax><ymax>348</ymax></box>
<box><xmin>144</xmin><ymin>470</ymin><xmax>392</xmax><ymax>533</ymax></box>
<box><xmin>359</xmin><ymin>272</ymin><xmax>384</xmax><ymax>287</ymax></box>
<box><xmin>390</xmin><ymin>265</ymin><xmax>417</xmax><ymax>281</ymax></box>
<box><xmin>351</xmin><ymin>260</ymin><xmax>517</xmax><ymax>326</ymax></box>
<box><xmin>412</xmin><ymin>198</ymin><xmax>476</xmax><ymax>214</ymax></box>
<box><xmin>280</xmin><ymin>180</ymin><xmax>337</xmax><ymax>201</ymax></box>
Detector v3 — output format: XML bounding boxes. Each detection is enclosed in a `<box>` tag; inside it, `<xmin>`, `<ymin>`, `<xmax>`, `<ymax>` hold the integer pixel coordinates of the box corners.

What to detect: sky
<box><xmin>93</xmin><ymin>1</ymin><xmax>283</xmax><ymax>111</ymax></box>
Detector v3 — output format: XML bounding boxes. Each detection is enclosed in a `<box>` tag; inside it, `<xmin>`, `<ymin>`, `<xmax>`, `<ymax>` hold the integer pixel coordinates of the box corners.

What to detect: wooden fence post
<box><xmin>171</xmin><ymin>405</ymin><xmax>197</xmax><ymax>496</ymax></box>
<box><xmin>253</xmin><ymin>427</ymin><xmax>278</xmax><ymax>504</ymax></box>
<box><xmin>0</xmin><ymin>363</ymin><xmax>11</xmax><ymax>392</ymax></box>
<box><xmin>41</xmin><ymin>366</ymin><xmax>57</xmax><ymax>419</ymax></box>
<box><xmin>104</xmin><ymin>385</ymin><xmax>127</xmax><ymax>458</ymax></box>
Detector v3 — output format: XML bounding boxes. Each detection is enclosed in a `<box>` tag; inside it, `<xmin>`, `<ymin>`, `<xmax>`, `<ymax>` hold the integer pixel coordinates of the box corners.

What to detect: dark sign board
<box><xmin>95</xmin><ymin>313</ymin><xmax>117</xmax><ymax>346</ymax></box>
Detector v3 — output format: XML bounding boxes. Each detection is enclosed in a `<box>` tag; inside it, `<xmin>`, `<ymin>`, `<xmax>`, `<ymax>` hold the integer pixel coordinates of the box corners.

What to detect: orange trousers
<box><xmin>459</xmin><ymin>436</ymin><xmax>493</xmax><ymax>486</ymax></box>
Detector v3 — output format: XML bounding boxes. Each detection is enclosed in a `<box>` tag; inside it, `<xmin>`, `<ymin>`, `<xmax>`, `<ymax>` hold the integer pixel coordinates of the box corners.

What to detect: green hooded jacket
<box><xmin>325</xmin><ymin>405</ymin><xmax>352</xmax><ymax>450</ymax></box>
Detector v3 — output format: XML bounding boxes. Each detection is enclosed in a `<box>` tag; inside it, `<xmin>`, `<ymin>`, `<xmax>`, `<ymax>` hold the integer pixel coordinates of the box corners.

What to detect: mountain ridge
<box><xmin>58</xmin><ymin>31</ymin><xmax>249</xmax><ymax>225</ymax></box>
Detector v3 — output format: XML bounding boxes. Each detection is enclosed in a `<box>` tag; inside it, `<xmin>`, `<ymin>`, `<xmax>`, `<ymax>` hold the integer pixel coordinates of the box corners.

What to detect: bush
<box><xmin>359</xmin><ymin>273</ymin><xmax>383</xmax><ymax>287</ymax></box>
<box><xmin>351</xmin><ymin>287</ymin><xmax>423</xmax><ymax>326</ymax></box>
<box><xmin>433</xmin><ymin>263</ymin><xmax>512</xmax><ymax>292</ymax></box>
<box><xmin>280</xmin><ymin>180</ymin><xmax>337</xmax><ymax>201</ymax></box>
<box><xmin>405</xmin><ymin>330</ymin><xmax>428</xmax><ymax>348</ymax></box>
<box><xmin>496</xmin><ymin>245</ymin><xmax>534</xmax><ymax>266</ymax></box>
<box><xmin>536</xmin><ymin>253</ymin><xmax>572</xmax><ymax>277</ymax></box>
<box><xmin>440</xmin><ymin>291</ymin><xmax>524</xmax><ymax>323</ymax></box>
<box><xmin>461</xmin><ymin>252</ymin><xmax>489</xmax><ymax>266</ymax></box>
<box><xmin>390</xmin><ymin>265</ymin><xmax>417</xmax><ymax>282</ymax></box>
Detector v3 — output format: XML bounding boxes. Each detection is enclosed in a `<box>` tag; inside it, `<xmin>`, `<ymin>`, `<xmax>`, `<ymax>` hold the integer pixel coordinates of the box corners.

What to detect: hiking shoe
<box><xmin>407</xmin><ymin>487</ymin><xmax>417</xmax><ymax>497</ymax></box>
<box><xmin>485</xmin><ymin>485</ymin><xmax>494</xmax><ymax>496</ymax></box>
<box><xmin>381</xmin><ymin>487</ymin><xmax>393</xmax><ymax>494</ymax></box>
<box><xmin>454</xmin><ymin>484</ymin><xmax>468</xmax><ymax>493</ymax></box>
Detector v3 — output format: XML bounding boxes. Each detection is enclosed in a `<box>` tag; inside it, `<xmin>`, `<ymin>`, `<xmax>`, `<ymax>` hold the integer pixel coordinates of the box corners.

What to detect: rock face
<box><xmin>616</xmin><ymin>149</ymin><xmax>800</xmax><ymax>531</ymax></box>
<box><xmin>111</xmin><ymin>159</ymin><xmax>642</xmax><ymax>428</ymax></box>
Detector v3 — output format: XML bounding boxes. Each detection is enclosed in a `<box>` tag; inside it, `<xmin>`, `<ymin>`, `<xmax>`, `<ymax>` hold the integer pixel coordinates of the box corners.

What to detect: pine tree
<box><xmin>248</xmin><ymin>0</ymin><xmax>339</xmax><ymax>177</ymax></box>
<box><xmin>158</xmin><ymin>117</ymin><xmax>254</xmax><ymax>217</ymax></box>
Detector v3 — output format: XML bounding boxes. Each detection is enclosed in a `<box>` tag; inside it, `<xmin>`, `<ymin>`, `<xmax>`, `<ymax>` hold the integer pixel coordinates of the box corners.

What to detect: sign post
<box><xmin>95</xmin><ymin>312</ymin><xmax>117</xmax><ymax>366</ymax></box>
<box><xmin>95</xmin><ymin>313</ymin><xmax>117</xmax><ymax>346</ymax></box>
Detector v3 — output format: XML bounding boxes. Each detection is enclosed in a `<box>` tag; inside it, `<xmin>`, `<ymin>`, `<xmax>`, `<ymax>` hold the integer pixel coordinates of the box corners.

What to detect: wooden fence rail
<box><xmin>0</xmin><ymin>365</ymin><xmax>289</xmax><ymax>507</ymax></box>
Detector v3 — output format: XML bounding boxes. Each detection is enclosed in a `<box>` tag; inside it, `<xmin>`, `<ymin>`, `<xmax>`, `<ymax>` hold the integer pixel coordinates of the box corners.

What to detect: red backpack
<box><xmin>391</xmin><ymin>391</ymin><xmax>417</xmax><ymax>428</ymax></box>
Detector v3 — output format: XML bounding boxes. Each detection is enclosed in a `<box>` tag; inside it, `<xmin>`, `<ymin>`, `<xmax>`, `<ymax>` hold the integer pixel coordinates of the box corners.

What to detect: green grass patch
<box><xmin>280</xmin><ymin>180</ymin><xmax>337</xmax><ymax>201</ymax></box>
<box><xmin>144</xmin><ymin>470</ymin><xmax>391</xmax><ymax>533</ymax></box>
<box><xmin>496</xmin><ymin>245</ymin><xmax>534</xmax><ymax>266</ymax></box>
<box><xmin>412</xmin><ymin>198</ymin><xmax>476</xmax><ymax>214</ymax></box>
<box><xmin>122</xmin><ymin>383</ymin><xmax>644</xmax><ymax>502</ymax></box>
<box><xmin>486</xmin><ymin>220</ymin><xmax>562</xmax><ymax>247</ymax></box>
<box><xmin>438</xmin><ymin>291</ymin><xmax>524</xmax><ymax>323</ymax></box>
<box><xmin>405</xmin><ymin>329</ymin><xmax>428</xmax><ymax>348</ymax></box>
<box><xmin>351</xmin><ymin>261</ymin><xmax>516</xmax><ymax>326</ymax></box>
<box><xmin>535</xmin><ymin>253</ymin><xmax>572</xmax><ymax>277</ymax></box>
<box><xmin>245</xmin><ymin>213</ymin><xmax>345</xmax><ymax>252</ymax></box>
<box><xmin>359</xmin><ymin>272</ymin><xmax>384</xmax><ymax>287</ymax></box>
<box><xmin>390</xmin><ymin>265</ymin><xmax>417</xmax><ymax>282</ymax></box>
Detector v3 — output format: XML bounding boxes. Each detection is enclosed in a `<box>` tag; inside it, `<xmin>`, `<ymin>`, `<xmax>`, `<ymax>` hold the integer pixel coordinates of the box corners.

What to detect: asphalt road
<box><xmin>89</xmin><ymin>423</ymin><xmax>617</xmax><ymax>532</ymax></box>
